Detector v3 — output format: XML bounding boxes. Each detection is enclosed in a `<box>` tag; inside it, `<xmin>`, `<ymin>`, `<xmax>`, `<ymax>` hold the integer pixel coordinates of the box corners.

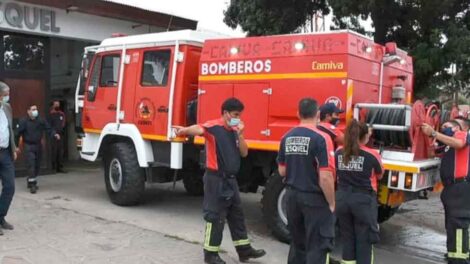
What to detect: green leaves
<box><xmin>224</xmin><ymin>0</ymin><xmax>329</xmax><ymax>36</ymax></box>
<box><xmin>329</xmin><ymin>0</ymin><xmax>470</xmax><ymax>99</ymax></box>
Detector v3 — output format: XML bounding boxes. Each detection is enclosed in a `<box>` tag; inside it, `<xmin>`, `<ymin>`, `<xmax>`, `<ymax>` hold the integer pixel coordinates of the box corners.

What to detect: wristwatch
<box><xmin>431</xmin><ymin>131</ymin><xmax>437</xmax><ymax>138</ymax></box>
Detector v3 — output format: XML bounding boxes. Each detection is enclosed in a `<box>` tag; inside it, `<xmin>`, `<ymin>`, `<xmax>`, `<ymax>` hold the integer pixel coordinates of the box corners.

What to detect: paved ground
<box><xmin>0</xmin><ymin>162</ymin><xmax>446</xmax><ymax>263</ymax></box>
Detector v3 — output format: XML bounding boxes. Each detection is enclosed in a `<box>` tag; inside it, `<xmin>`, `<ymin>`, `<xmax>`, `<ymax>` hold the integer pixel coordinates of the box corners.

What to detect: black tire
<box><xmin>104</xmin><ymin>142</ymin><xmax>145</xmax><ymax>206</ymax></box>
<box><xmin>182</xmin><ymin>165</ymin><xmax>204</xmax><ymax>196</ymax></box>
<box><xmin>261</xmin><ymin>172</ymin><xmax>291</xmax><ymax>243</ymax></box>
<box><xmin>378</xmin><ymin>205</ymin><xmax>399</xmax><ymax>223</ymax></box>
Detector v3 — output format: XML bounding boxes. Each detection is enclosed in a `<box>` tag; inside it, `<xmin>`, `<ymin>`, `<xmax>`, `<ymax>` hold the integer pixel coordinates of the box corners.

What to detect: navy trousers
<box><xmin>0</xmin><ymin>148</ymin><xmax>15</xmax><ymax>221</ymax></box>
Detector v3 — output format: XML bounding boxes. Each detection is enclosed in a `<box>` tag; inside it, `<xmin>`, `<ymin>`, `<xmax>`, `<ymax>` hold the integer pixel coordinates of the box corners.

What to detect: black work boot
<box><xmin>30</xmin><ymin>184</ymin><xmax>38</xmax><ymax>194</ymax></box>
<box><xmin>237</xmin><ymin>246</ymin><xmax>266</xmax><ymax>262</ymax></box>
<box><xmin>204</xmin><ymin>250</ymin><xmax>226</xmax><ymax>264</ymax></box>
<box><xmin>0</xmin><ymin>219</ymin><xmax>14</xmax><ymax>230</ymax></box>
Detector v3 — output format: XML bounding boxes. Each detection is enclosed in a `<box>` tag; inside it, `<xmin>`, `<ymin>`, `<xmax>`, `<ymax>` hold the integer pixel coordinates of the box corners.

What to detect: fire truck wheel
<box><xmin>104</xmin><ymin>142</ymin><xmax>145</xmax><ymax>206</ymax></box>
<box><xmin>262</xmin><ymin>172</ymin><xmax>291</xmax><ymax>243</ymax></box>
<box><xmin>182</xmin><ymin>165</ymin><xmax>204</xmax><ymax>196</ymax></box>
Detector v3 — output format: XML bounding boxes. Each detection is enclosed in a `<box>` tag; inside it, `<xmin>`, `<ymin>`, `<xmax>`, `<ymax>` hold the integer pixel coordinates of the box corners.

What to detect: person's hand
<box><xmin>172</xmin><ymin>126</ymin><xmax>184</xmax><ymax>137</ymax></box>
<box><xmin>13</xmin><ymin>151</ymin><xmax>17</xmax><ymax>161</ymax></box>
<box><xmin>55</xmin><ymin>134</ymin><xmax>61</xmax><ymax>140</ymax></box>
<box><xmin>236</xmin><ymin>120</ymin><xmax>245</xmax><ymax>136</ymax></box>
<box><xmin>421</xmin><ymin>123</ymin><xmax>435</xmax><ymax>137</ymax></box>
<box><xmin>329</xmin><ymin>204</ymin><xmax>335</xmax><ymax>213</ymax></box>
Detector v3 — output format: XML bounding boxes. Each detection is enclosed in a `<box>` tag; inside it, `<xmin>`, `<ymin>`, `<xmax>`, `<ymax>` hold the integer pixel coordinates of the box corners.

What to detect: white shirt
<box><xmin>0</xmin><ymin>104</ymin><xmax>10</xmax><ymax>148</ymax></box>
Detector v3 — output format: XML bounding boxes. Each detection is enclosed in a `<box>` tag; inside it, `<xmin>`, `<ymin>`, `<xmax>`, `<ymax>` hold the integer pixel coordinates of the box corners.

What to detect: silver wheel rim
<box><xmin>277</xmin><ymin>188</ymin><xmax>288</xmax><ymax>225</ymax></box>
<box><xmin>109</xmin><ymin>158</ymin><xmax>122</xmax><ymax>192</ymax></box>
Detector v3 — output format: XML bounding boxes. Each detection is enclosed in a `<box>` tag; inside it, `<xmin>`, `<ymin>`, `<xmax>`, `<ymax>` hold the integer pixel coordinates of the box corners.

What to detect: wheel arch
<box><xmin>81</xmin><ymin>123</ymin><xmax>154</xmax><ymax>167</ymax></box>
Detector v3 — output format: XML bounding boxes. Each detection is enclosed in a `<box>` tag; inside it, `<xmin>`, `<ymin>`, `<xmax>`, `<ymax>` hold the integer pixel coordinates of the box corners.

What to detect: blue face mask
<box><xmin>229</xmin><ymin>118</ymin><xmax>241</xmax><ymax>127</ymax></box>
<box><xmin>1</xmin><ymin>96</ymin><xmax>9</xmax><ymax>104</ymax></box>
<box><xmin>441</xmin><ymin>127</ymin><xmax>455</xmax><ymax>137</ymax></box>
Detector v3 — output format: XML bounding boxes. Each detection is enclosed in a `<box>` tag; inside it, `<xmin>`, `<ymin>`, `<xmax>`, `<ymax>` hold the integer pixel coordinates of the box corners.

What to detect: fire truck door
<box><xmin>234</xmin><ymin>83</ymin><xmax>270</xmax><ymax>141</ymax></box>
<box><xmin>134</xmin><ymin>49</ymin><xmax>173</xmax><ymax>138</ymax></box>
<box><xmin>83</xmin><ymin>53</ymin><xmax>121</xmax><ymax>129</ymax></box>
<box><xmin>197</xmin><ymin>83</ymin><xmax>234</xmax><ymax>123</ymax></box>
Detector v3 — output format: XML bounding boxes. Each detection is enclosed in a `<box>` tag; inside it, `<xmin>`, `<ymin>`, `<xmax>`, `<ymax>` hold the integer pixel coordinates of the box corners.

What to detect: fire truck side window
<box><xmin>141</xmin><ymin>50</ymin><xmax>171</xmax><ymax>87</ymax></box>
<box><xmin>86</xmin><ymin>56</ymin><xmax>102</xmax><ymax>102</ymax></box>
<box><xmin>100</xmin><ymin>54</ymin><xmax>121</xmax><ymax>87</ymax></box>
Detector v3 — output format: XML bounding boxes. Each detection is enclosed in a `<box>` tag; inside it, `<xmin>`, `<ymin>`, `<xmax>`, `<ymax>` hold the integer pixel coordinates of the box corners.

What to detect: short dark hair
<box><xmin>320</xmin><ymin>111</ymin><xmax>329</xmax><ymax>121</ymax></box>
<box><xmin>298</xmin><ymin>98</ymin><xmax>318</xmax><ymax>119</ymax></box>
<box><xmin>221</xmin><ymin>97</ymin><xmax>244</xmax><ymax>114</ymax></box>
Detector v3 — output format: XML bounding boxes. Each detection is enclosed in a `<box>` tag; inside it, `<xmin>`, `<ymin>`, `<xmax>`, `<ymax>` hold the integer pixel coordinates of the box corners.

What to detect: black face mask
<box><xmin>54</xmin><ymin>106</ymin><xmax>60</xmax><ymax>111</ymax></box>
<box><xmin>330</xmin><ymin>117</ymin><xmax>340</xmax><ymax>126</ymax></box>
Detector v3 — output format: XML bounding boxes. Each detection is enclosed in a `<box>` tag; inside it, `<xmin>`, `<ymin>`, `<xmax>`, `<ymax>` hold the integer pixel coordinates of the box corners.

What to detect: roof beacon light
<box><xmin>230</xmin><ymin>47</ymin><xmax>239</xmax><ymax>55</ymax></box>
<box><xmin>294</xmin><ymin>42</ymin><xmax>305</xmax><ymax>51</ymax></box>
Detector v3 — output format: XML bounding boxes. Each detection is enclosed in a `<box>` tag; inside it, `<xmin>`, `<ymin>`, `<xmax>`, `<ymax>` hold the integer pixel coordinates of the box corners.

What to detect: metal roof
<box><xmin>16</xmin><ymin>0</ymin><xmax>198</xmax><ymax>30</ymax></box>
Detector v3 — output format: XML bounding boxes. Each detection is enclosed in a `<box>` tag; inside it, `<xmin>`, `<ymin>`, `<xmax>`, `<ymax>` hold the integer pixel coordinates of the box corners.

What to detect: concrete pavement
<box><xmin>0</xmin><ymin>162</ymin><xmax>444</xmax><ymax>263</ymax></box>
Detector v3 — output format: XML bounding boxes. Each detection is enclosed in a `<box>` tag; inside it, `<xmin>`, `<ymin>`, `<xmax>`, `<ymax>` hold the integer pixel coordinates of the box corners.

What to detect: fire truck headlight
<box><xmin>230</xmin><ymin>47</ymin><xmax>239</xmax><ymax>55</ymax></box>
<box><xmin>294</xmin><ymin>42</ymin><xmax>305</xmax><ymax>51</ymax></box>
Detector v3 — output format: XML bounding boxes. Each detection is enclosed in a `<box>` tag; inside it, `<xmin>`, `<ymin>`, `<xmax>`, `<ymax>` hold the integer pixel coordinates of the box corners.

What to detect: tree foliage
<box><xmin>224</xmin><ymin>0</ymin><xmax>329</xmax><ymax>36</ymax></box>
<box><xmin>329</xmin><ymin>0</ymin><xmax>470</xmax><ymax>98</ymax></box>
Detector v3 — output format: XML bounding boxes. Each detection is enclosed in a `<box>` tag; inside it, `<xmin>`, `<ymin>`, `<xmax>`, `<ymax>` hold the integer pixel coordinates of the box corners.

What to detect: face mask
<box><xmin>31</xmin><ymin>110</ymin><xmax>39</xmax><ymax>118</ymax></box>
<box><xmin>441</xmin><ymin>127</ymin><xmax>454</xmax><ymax>137</ymax></box>
<box><xmin>54</xmin><ymin>106</ymin><xmax>60</xmax><ymax>111</ymax></box>
<box><xmin>228</xmin><ymin>117</ymin><xmax>241</xmax><ymax>127</ymax></box>
<box><xmin>1</xmin><ymin>96</ymin><xmax>9</xmax><ymax>104</ymax></box>
<box><xmin>330</xmin><ymin>117</ymin><xmax>340</xmax><ymax>126</ymax></box>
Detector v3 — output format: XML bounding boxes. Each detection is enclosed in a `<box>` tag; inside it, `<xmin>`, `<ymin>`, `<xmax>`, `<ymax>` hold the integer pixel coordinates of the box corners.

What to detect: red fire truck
<box><xmin>75</xmin><ymin>30</ymin><xmax>441</xmax><ymax>242</ymax></box>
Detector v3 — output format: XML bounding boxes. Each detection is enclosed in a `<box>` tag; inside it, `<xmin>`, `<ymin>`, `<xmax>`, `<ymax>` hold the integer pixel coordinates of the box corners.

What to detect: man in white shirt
<box><xmin>0</xmin><ymin>81</ymin><xmax>17</xmax><ymax>235</ymax></box>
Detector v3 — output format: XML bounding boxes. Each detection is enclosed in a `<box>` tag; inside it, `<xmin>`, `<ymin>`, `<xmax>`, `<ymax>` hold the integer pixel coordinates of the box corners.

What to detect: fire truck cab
<box><xmin>75</xmin><ymin>30</ymin><xmax>441</xmax><ymax>242</ymax></box>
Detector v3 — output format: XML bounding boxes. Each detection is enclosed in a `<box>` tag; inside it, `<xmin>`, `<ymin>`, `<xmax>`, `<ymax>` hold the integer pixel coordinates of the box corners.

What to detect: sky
<box><xmin>105</xmin><ymin>0</ymin><xmax>244</xmax><ymax>36</ymax></box>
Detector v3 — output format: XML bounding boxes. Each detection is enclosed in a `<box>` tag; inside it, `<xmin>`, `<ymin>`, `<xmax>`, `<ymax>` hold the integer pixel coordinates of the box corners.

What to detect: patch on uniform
<box><xmin>337</xmin><ymin>155</ymin><xmax>365</xmax><ymax>171</ymax></box>
<box><xmin>330</xmin><ymin>151</ymin><xmax>335</xmax><ymax>157</ymax></box>
<box><xmin>285</xmin><ymin>136</ymin><xmax>310</xmax><ymax>155</ymax></box>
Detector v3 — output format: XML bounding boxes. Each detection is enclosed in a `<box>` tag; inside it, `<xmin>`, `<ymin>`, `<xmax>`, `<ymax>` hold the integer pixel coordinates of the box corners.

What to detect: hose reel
<box><xmin>355</xmin><ymin>101</ymin><xmax>440</xmax><ymax>160</ymax></box>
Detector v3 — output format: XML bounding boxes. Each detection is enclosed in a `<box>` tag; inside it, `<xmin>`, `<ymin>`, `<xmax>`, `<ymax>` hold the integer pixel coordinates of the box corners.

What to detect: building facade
<box><xmin>0</xmin><ymin>0</ymin><xmax>196</xmax><ymax>172</ymax></box>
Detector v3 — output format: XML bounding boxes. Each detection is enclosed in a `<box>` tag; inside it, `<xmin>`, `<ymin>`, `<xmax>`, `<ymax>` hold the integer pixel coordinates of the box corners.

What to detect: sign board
<box><xmin>0</xmin><ymin>0</ymin><xmax>164</xmax><ymax>42</ymax></box>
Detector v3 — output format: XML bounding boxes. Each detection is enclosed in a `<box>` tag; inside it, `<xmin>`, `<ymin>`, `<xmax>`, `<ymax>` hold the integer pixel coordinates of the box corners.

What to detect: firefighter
<box><xmin>422</xmin><ymin>120</ymin><xmax>470</xmax><ymax>264</ymax></box>
<box><xmin>48</xmin><ymin>100</ymin><xmax>67</xmax><ymax>173</ymax></box>
<box><xmin>335</xmin><ymin>120</ymin><xmax>383</xmax><ymax>264</ymax></box>
<box><xmin>277</xmin><ymin>98</ymin><xmax>336</xmax><ymax>264</ymax></box>
<box><xmin>318</xmin><ymin>103</ymin><xmax>345</xmax><ymax>149</ymax></box>
<box><xmin>17</xmin><ymin>104</ymin><xmax>60</xmax><ymax>194</ymax></box>
<box><xmin>174</xmin><ymin>97</ymin><xmax>266</xmax><ymax>264</ymax></box>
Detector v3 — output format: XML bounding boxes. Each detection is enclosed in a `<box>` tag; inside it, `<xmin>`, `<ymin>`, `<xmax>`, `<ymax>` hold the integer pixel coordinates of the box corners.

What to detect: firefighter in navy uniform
<box><xmin>277</xmin><ymin>98</ymin><xmax>336</xmax><ymax>264</ymax></box>
<box><xmin>174</xmin><ymin>98</ymin><xmax>266</xmax><ymax>264</ymax></box>
<box><xmin>422</xmin><ymin>120</ymin><xmax>470</xmax><ymax>264</ymax></box>
<box><xmin>48</xmin><ymin>100</ymin><xmax>67</xmax><ymax>173</ymax></box>
<box><xmin>318</xmin><ymin>102</ymin><xmax>345</xmax><ymax>149</ymax></box>
<box><xmin>335</xmin><ymin>120</ymin><xmax>383</xmax><ymax>264</ymax></box>
<box><xmin>17</xmin><ymin>104</ymin><xmax>60</xmax><ymax>194</ymax></box>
